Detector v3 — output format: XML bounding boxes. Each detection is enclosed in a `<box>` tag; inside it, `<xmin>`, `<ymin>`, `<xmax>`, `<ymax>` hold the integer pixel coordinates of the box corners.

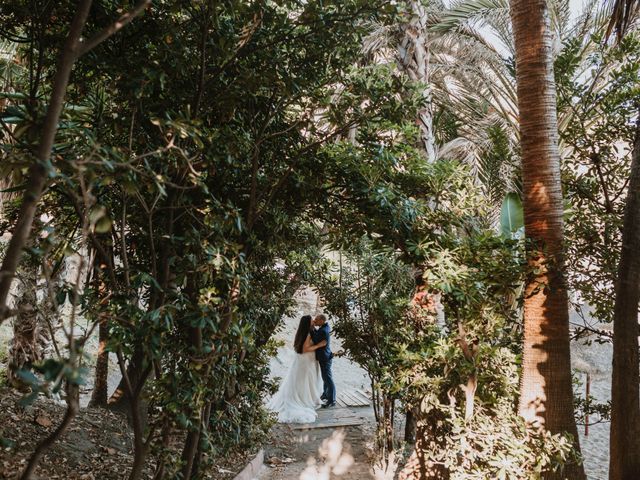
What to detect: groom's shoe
<box><xmin>321</xmin><ymin>402</ymin><xmax>336</xmax><ymax>409</ymax></box>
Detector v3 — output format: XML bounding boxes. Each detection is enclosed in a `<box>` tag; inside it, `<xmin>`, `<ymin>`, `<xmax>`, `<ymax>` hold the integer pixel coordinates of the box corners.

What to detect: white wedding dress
<box><xmin>268</xmin><ymin>348</ymin><xmax>323</xmax><ymax>423</ymax></box>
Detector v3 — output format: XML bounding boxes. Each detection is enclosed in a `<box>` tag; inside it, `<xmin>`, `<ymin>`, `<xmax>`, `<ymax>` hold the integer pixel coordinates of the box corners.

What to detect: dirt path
<box><xmin>258</xmin><ymin>406</ymin><xmax>377</xmax><ymax>480</ymax></box>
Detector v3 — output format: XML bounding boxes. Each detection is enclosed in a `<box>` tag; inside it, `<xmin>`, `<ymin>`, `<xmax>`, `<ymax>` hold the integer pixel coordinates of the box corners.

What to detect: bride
<box><xmin>268</xmin><ymin>315</ymin><xmax>326</xmax><ymax>423</ymax></box>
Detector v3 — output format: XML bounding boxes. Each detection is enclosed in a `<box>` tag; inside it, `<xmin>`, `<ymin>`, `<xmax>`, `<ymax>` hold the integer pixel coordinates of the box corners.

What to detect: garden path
<box><xmin>257</xmin><ymin>405</ymin><xmax>377</xmax><ymax>480</ymax></box>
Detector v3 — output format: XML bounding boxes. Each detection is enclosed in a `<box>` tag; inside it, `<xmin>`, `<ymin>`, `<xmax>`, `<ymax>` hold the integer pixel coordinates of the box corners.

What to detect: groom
<box><xmin>311</xmin><ymin>314</ymin><xmax>336</xmax><ymax>408</ymax></box>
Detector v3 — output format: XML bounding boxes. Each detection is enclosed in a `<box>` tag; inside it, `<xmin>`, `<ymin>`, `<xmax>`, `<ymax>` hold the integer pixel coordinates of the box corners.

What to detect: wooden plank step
<box><xmin>340</xmin><ymin>390</ymin><xmax>369</xmax><ymax>407</ymax></box>
<box><xmin>342</xmin><ymin>392</ymin><xmax>365</xmax><ymax>407</ymax></box>
<box><xmin>292</xmin><ymin>417</ymin><xmax>364</xmax><ymax>430</ymax></box>
<box><xmin>339</xmin><ymin>392</ymin><xmax>354</xmax><ymax>405</ymax></box>
<box><xmin>355</xmin><ymin>388</ymin><xmax>371</xmax><ymax>400</ymax></box>
<box><xmin>352</xmin><ymin>390</ymin><xmax>371</xmax><ymax>405</ymax></box>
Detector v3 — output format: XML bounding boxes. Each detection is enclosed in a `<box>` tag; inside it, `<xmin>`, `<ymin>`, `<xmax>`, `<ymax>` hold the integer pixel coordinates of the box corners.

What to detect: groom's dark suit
<box><xmin>311</xmin><ymin>322</ymin><xmax>336</xmax><ymax>404</ymax></box>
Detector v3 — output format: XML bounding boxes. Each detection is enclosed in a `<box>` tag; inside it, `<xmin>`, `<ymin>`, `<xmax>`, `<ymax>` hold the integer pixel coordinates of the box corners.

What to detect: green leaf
<box><xmin>95</xmin><ymin>216</ymin><xmax>112</xmax><ymax>233</ymax></box>
<box><xmin>55</xmin><ymin>289</ymin><xmax>67</xmax><ymax>305</ymax></box>
<box><xmin>0</xmin><ymin>183</ymin><xmax>26</xmax><ymax>193</ymax></box>
<box><xmin>89</xmin><ymin>205</ymin><xmax>107</xmax><ymax>225</ymax></box>
<box><xmin>500</xmin><ymin>192</ymin><xmax>524</xmax><ymax>237</ymax></box>
<box><xmin>16</xmin><ymin>369</ymin><xmax>39</xmax><ymax>386</ymax></box>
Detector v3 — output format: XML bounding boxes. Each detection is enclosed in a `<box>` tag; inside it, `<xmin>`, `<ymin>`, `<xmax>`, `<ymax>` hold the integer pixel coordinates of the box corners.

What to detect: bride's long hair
<box><xmin>293</xmin><ymin>315</ymin><xmax>312</xmax><ymax>354</ymax></box>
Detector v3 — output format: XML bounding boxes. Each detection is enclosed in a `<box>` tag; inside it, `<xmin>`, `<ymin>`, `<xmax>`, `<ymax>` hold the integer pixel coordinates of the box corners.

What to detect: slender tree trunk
<box><xmin>108</xmin><ymin>346</ymin><xmax>147</xmax><ymax>413</ymax></box>
<box><xmin>89</xmin><ymin>319</ymin><xmax>109</xmax><ymax>406</ymax></box>
<box><xmin>381</xmin><ymin>396</ymin><xmax>394</xmax><ymax>454</ymax></box>
<box><xmin>191</xmin><ymin>401</ymin><xmax>212</xmax><ymax>477</ymax></box>
<box><xmin>181</xmin><ymin>272</ymin><xmax>206</xmax><ymax>479</ymax></box>
<box><xmin>89</xmin><ymin>240</ymin><xmax>113</xmax><ymax>407</ymax></box>
<box><xmin>404</xmin><ymin>407</ymin><xmax>417</xmax><ymax>443</ymax></box>
<box><xmin>115</xmin><ymin>350</ymin><xmax>151</xmax><ymax>480</ymax></box>
<box><xmin>180</xmin><ymin>414</ymin><xmax>202</xmax><ymax>480</ymax></box>
<box><xmin>609</xmin><ymin>111</ymin><xmax>640</xmax><ymax>480</ymax></box>
<box><xmin>510</xmin><ymin>1</ymin><xmax>584</xmax><ymax>479</ymax></box>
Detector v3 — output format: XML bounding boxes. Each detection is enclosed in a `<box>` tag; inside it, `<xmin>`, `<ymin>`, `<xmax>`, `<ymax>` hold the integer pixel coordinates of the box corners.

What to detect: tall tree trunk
<box><xmin>397</xmin><ymin>0</ymin><xmax>436</xmax><ymax>163</ymax></box>
<box><xmin>191</xmin><ymin>401</ymin><xmax>212</xmax><ymax>478</ymax></box>
<box><xmin>181</xmin><ymin>275</ymin><xmax>204</xmax><ymax>479</ymax></box>
<box><xmin>609</xmin><ymin>110</ymin><xmax>640</xmax><ymax>480</ymax></box>
<box><xmin>510</xmin><ymin>1</ymin><xmax>584</xmax><ymax>479</ymax></box>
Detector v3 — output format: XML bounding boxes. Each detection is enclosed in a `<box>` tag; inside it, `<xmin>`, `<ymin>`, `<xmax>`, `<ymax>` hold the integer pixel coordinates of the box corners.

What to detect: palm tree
<box><xmin>363</xmin><ymin>0</ymin><xmax>439</xmax><ymax>161</ymax></box>
<box><xmin>431</xmin><ymin>0</ymin><xmax>616</xmax><ymax>210</ymax></box>
<box><xmin>510</xmin><ymin>1</ymin><xmax>585</xmax><ymax>479</ymax></box>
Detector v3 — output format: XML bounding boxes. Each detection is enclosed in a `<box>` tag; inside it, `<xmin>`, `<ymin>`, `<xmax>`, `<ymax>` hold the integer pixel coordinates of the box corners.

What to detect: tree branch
<box><xmin>77</xmin><ymin>0</ymin><xmax>151</xmax><ymax>58</ymax></box>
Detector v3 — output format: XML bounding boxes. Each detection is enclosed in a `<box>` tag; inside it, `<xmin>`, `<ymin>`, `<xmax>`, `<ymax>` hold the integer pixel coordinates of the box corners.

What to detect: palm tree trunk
<box><xmin>7</xmin><ymin>217</ymin><xmax>48</xmax><ymax>389</ymax></box>
<box><xmin>7</xmin><ymin>268</ymin><xmax>43</xmax><ymax>389</ymax></box>
<box><xmin>510</xmin><ymin>1</ymin><xmax>584</xmax><ymax>479</ymax></box>
<box><xmin>609</xmin><ymin>110</ymin><xmax>640</xmax><ymax>480</ymax></box>
<box><xmin>398</xmin><ymin>0</ymin><xmax>436</xmax><ymax>162</ymax></box>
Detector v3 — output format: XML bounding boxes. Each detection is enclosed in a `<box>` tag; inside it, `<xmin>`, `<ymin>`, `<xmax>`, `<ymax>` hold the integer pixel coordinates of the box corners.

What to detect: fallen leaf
<box><xmin>35</xmin><ymin>416</ymin><xmax>52</xmax><ymax>427</ymax></box>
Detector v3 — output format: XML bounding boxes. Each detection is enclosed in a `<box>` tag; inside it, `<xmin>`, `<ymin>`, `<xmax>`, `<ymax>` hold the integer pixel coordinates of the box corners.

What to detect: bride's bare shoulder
<box><xmin>301</xmin><ymin>335</ymin><xmax>314</xmax><ymax>352</ymax></box>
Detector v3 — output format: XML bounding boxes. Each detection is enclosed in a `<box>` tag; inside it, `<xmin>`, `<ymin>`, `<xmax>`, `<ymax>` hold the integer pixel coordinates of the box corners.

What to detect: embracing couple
<box><xmin>267</xmin><ymin>314</ymin><xmax>337</xmax><ymax>424</ymax></box>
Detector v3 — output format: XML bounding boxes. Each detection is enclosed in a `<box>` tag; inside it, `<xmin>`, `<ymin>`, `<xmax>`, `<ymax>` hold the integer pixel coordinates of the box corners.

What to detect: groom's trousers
<box><xmin>319</xmin><ymin>357</ymin><xmax>336</xmax><ymax>404</ymax></box>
